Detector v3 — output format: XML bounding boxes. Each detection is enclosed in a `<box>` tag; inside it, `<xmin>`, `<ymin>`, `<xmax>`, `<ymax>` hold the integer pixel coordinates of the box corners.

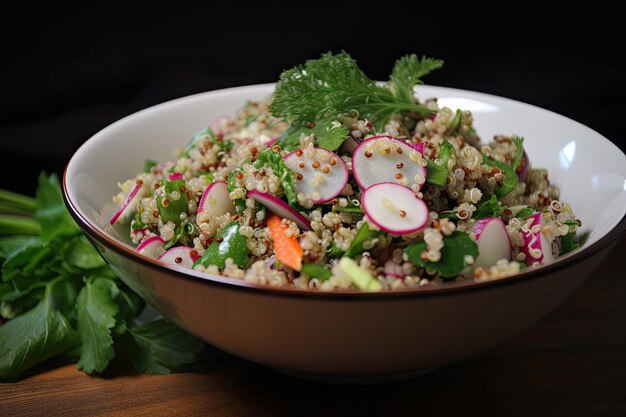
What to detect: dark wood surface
<box><xmin>2</xmin><ymin>236</ymin><xmax>625</xmax><ymax>417</ymax></box>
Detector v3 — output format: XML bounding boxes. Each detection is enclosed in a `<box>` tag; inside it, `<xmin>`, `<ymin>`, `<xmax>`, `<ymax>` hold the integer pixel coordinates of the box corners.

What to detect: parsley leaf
<box><xmin>482</xmin><ymin>155</ymin><xmax>518</xmax><ymax>198</ymax></box>
<box><xmin>425</xmin><ymin>141</ymin><xmax>453</xmax><ymax>187</ymax></box>
<box><xmin>0</xmin><ymin>279</ymin><xmax>80</xmax><ymax>380</ymax></box>
<box><xmin>76</xmin><ymin>277</ymin><xmax>119</xmax><ymax>374</ymax></box>
<box><xmin>254</xmin><ymin>148</ymin><xmax>297</xmax><ymax>205</ymax></box>
<box><xmin>301</xmin><ymin>263</ymin><xmax>332</xmax><ymax>281</ymax></box>
<box><xmin>34</xmin><ymin>172</ymin><xmax>80</xmax><ymax>240</ymax></box>
<box><xmin>560</xmin><ymin>231</ymin><xmax>580</xmax><ymax>255</ymax></box>
<box><xmin>118</xmin><ymin>319</ymin><xmax>204</xmax><ymax>375</ymax></box>
<box><xmin>515</xmin><ymin>207</ymin><xmax>535</xmax><ymax>219</ymax></box>
<box><xmin>345</xmin><ymin>221</ymin><xmax>381</xmax><ymax>258</ymax></box>
<box><xmin>276</xmin><ymin>119</ymin><xmax>349</xmax><ymax>152</ymax></box>
<box><xmin>473</xmin><ymin>195</ymin><xmax>507</xmax><ymax>220</ymax></box>
<box><xmin>405</xmin><ymin>231</ymin><xmax>478</xmax><ymax>279</ymax></box>
<box><xmin>389</xmin><ymin>54</ymin><xmax>444</xmax><ymax>103</ymax></box>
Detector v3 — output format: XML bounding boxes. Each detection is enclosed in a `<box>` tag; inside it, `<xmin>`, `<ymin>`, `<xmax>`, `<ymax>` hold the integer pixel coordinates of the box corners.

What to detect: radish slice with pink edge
<box><xmin>247</xmin><ymin>190</ymin><xmax>311</xmax><ymax>230</ymax></box>
<box><xmin>284</xmin><ymin>147</ymin><xmax>349</xmax><ymax>204</ymax></box>
<box><xmin>196</xmin><ymin>181</ymin><xmax>236</xmax><ymax>237</ymax></box>
<box><xmin>520</xmin><ymin>212</ymin><xmax>554</xmax><ymax>266</ymax></box>
<box><xmin>158</xmin><ymin>246</ymin><xmax>199</xmax><ymax>269</ymax></box>
<box><xmin>109</xmin><ymin>181</ymin><xmax>147</xmax><ymax>226</ymax></box>
<box><xmin>361</xmin><ymin>182</ymin><xmax>428</xmax><ymax>234</ymax></box>
<box><xmin>209</xmin><ymin>115</ymin><xmax>232</xmax><ymax>135</ymax></box>
<box><xmin>383</xmin><ymin>259</ymin><xmax>404</xmax><ymax>279</ymax></box>
<box><xmin>136</xmin><ymin>236</ymin><xmax>166</xmax><ymax>259</ymax></box>
<box><xmin>413</xmin><ymin>142</ymin><xmax>425</xmax><ymax>155</ymax></box>
<box><xmin>517</xmin><ymin>150</ymin><xmax>530</xmax><ymax>181</ymax></box>
<box><xmin>471</xmin><ymin>217</ymin><xmax>512</xmax><ymax>269</ymax></box>
<box><xmin>168</xmin><ymin>172</ymin><xmax>184</xmax><ymax>181</ymax></box>
<box><xmin>352</xmin><ymin>136</ymin><xmax>427</xmax><ymax>191</ymax></box>
<box><xmin>265</xmin><ymin>137</ymin><xmax>278</xmax><ymax>148</ymax></box>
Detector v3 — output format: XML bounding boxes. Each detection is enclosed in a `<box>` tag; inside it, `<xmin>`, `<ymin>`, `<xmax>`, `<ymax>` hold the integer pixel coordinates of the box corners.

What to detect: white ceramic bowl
<box><xmin>64</xmin><ymin>84</ymin><xmax>626</xmax><ymax>383</ymax></box>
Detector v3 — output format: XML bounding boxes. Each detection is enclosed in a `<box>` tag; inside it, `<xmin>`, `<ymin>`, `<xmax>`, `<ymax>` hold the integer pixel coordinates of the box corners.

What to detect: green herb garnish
<box><xmin>405</xmin><ymin>231</ymin><xmax>478</xmax><ymax>279</ymax></box>
<box><xmin>301</xmin><ymin>263</ymin><xmax>332</xmax><ymax>281</ymax></box>
<box><xmin>473</xmin><ymin>195</ymin><xmax>507</xmax><ymax>220</ymax></box>
<box><xmin>0</xmin><ymin>173</ymin><xmax>204</xmax><ymax>380</ymax></box>
<box><xmin>270</xmin><ymin>51</ymin><xmax>440</xmax><ymax>138</ymax></box>
<box><xmin>482</xmin><ymin>155</ymin><xmax>518</xmax><ymax>198</ymax></box>
<box><xmin>253</xmin><ymin>148</ymin><xmax>297</xmax><ymax>205</ymax></box>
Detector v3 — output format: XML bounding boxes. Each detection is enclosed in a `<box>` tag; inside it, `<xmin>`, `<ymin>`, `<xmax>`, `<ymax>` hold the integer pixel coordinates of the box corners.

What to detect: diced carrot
<box><xmin>267</xmin><ymin>214</ymin><xmax>303</xmax><ymax>271</ymax></box>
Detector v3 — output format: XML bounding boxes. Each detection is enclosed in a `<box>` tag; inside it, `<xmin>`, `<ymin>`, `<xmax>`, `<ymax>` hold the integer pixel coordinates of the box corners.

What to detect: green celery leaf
<box><xmin>0</xmin><ymin>235</ymin><xmax>41</xmax><ymax>260</ymax></box>
<box><xmin>0</xmin><ymin>280</ymin><xmax>80</xmax><ymax>380</ymax></box>
<box><xmin>1</xmin><ymin>239</ymin><xmax>54</xmax><ymax>281</ymax></box>
<box><xmin>34</xmin><ymin>172</ymin><xmax>80</xmax><ymax>240</ymax></box>
<box><xmin>481</xmin><ymin>155</ymin><xmax>518</xmax><ymax>198</ymax></box>
<box><xmin>405</xmin><ymin>231</ymin><xmax>478</xmax><ymax>278</ymax></box>
<box><xmin>301</xmin><ymin>263</ymin><xmax>332</xmax><ymax>281</ymax></box>
<box><xmin>194</xmin><ymin>221</ymin><xmax>249</xmax><ymax>269</ymax></box>
<box><xmin>118</xmin><ymin>319</ymin><xmax>204</xmax><ymax>375</ymax></box>
<box><xmin>76</xmin><ymin>277</ymin><xmax>119</xmax><ymax>374</ymax></box>
<box><xmin>63</xmin><ymin>235</ymin><xmax>106</xmax><ymax>270</ymax></box>
<box><xmin>389</xmin><ymin>54</ymin><xmax>444</xmax><ymax>103</ymax></box>
<box><xmin>0</xmin><ymin>215</ymin><xmax>41</xmax><ymax>235</ymax></box>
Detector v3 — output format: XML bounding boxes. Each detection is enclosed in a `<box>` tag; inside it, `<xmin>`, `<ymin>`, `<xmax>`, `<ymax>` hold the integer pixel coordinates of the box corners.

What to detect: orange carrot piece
<box><xmin>267</xmin><ymin>214</ymin><xmax>303</xmax><ymax>271</ymax></box>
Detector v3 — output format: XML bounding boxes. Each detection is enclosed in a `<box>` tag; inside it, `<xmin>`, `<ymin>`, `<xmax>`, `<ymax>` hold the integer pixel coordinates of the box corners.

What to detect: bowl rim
<box><xmin>62</xmin><ymin>83</ymin><xmax>626</xmax><ymax>300</ymax></box>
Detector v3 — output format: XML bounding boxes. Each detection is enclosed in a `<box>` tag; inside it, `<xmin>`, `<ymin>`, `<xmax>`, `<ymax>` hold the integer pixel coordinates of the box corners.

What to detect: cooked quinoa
<box><xmin>107</xmin><ymin>53</ymin><xmax>581</xmax><ymax>292</ymax></box>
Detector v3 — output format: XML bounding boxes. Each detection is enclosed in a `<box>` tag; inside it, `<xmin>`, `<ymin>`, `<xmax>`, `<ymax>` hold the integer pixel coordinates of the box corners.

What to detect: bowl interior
<box><xmin>65</xmin><ymin>84</ymin><xmax>626</xmax><ymax>272</ymax></box>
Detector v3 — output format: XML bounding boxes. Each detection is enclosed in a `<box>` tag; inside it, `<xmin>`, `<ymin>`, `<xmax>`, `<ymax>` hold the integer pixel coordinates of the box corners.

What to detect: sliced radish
<box><xmin>109</xmin><ymin>181</ymin><xmax>146</xmax><ymax>225</ymax></box>
<box><xmin>158</xmin><ymin>246</ymin><xmax>200</xmax><ymax>269</ymax></box>
<box><xmin>197</xmin><ymin>181</ymin><xmax>236</xmax><ymax>237</ymax></box>
<box><xmin>471</xmin><ymin>217</ymin><xmax>512</xmax><ymax>269</ymax></box>
<box><xmin>265</xmin><ymin>137</ymin><xmax>278</xmax><ymax>148</ymax></box>
<box><xmin>383</xmin><ymin>259</ymin><xmax>404</xmax><ymax>279</ymax></box>
<box><xmin>517</xmin><ymin>150</ymin><xmax>529</xmax><ymax>181</ymax></box>
<box><xmin>284</xmin><ymin>147</ymin><xmax>348</xmax><ymax>204</ymax></box>
<box><xmin>168</xmin><ymin>172</ymin><xmax>184</xmax><ymax>181</ymax></box>
<box><xmin>341</xmin><ymin>136</ymin><xmax>360</xmax><ymax>154</ymax></box>
<box><xmin>209</xmin><ymin>114</ymin><xmax>232</xmax><ymax>136</ymax></box>
<box><xmin>247</xmin><ymin>190</ymin><xmax>311</xmax><ymax>230</ymax></box>
<box><xmin>361</xmin><ymin>182</ymin><xmax>428</xmax><ymax>234</ymax></box>
<box><xmin>413</xmin><ymin>142</ymin><xmax>425</xmax><ymax>155</ymax></box>
<box><xmin>519</xmin><ymin>212</ymin><xmax>554</xmax><ymax>267</ymax></box>
<box><xmin>136</xmin><ymin>236</ymin><xmax>166</xmax><ymax>259</ymax></box>
<box><xmin>352</xmin><ymin>136</ymin><xmax>427</xmax><ymax>191</ymax></box>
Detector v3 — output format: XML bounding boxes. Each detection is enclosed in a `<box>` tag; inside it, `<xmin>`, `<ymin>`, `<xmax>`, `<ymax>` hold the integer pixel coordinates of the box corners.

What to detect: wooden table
<box><xmin>2</xmin><ymin>237</ymin><xmax>625</xmax><ymax>417</ymax></box>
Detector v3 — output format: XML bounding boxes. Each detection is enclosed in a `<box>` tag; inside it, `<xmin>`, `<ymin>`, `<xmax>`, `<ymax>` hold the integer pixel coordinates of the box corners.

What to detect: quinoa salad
<box><xmin>107</xmin><ymin>52</ymin><xmax>581</xmax><ymax>292</ymax></box>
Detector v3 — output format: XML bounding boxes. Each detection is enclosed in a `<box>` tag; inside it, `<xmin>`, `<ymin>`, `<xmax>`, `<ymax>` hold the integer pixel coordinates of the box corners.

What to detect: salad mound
<box><xmin>108</xmin><ymin>52</ymin><xmax>581</xmax><ymax>292</ymax></box>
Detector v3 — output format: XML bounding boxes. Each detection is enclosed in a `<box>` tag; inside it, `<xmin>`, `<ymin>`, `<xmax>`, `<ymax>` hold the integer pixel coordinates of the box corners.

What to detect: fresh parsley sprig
<box><xmin>0</xmin><ymin>173</ymin><xmax>204</xmax><ymax>380</ymax></box>
<box><xmin>271</xmin><ymin>52</ymin><xmax>442</xmax><ymax>150</ymax></box>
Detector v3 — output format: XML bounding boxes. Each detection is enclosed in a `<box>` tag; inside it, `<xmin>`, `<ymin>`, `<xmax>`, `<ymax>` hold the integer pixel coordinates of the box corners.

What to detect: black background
<box><xmin>1</xmin><ymin>5</ymin><xmax>624</xmax><ymax>194</ymax></box>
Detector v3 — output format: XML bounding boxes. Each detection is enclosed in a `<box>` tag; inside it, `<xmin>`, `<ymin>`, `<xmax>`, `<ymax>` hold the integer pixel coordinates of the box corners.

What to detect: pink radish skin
<box><xmin>520</xmin><ymin>212</ymin><xmax>554</xmax><ymax>266</ymax></box>
<box><xmin>383</xmin><ymin>259</ymin><xmax>404</xmax><ymax>279</ymax></box>
<box><xmin>352</xmin><ymin>136</ymin><xmax>427</xmax><ymax>191</ymax></box>
<box><xmin>471</xmin><ymin>217</ymin><xmax>512</xmax><ymax>269</ymax></box>
<box><xmin>248</xmin><ymin>190</ymin><xmax>311</xmax><ymax>230</ymax></box>
<box><xmin>265</xmin><ymin>137</ymin><xmax>278</xmax><ymax>148</ymax></box>
<box><xmin>361</xmin><ymin>182</ymin><xmax>428</xmax><ymax>234</ymax></box>
<box><xmin>168</xmin><ymin>172</ymin><xmax>184</xmax><ymax>181</ymax></box>
<box><xmin>413</xmin><ymin>142</ymin><xmax>425</xmax><ymax>155</ymax></box>
<box><xmin>158</xmin><ymin>246</ymin><xmax>199</xmax><ymax>269</ymax></box>
<box><xmin>209</xmin><ymin>115</ymin><xmax>232</xmax><ymax>135</ymax></box>
<box><xmin>109</xmin><ymin>182</ymin><xmax>144</xmax><ymax>225</ymax></box>
<box><xmin>517</xmin><ymin>150</ymin><xmax>529</xmax><ymax>181</ymax></box>
<box><xmin>197</xmin><ymin>181</ymin><xmax>236</xmax><ymax>237</ymax></box>
<box><xmin>284</xmin><ymin>147</ymin><xmax>349</xmax><ymax>204</ymax></box>
<box><xmin>136</xmin><ymin>236</ymin><xmax>166</xmax><ymax>259</ymax></box>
